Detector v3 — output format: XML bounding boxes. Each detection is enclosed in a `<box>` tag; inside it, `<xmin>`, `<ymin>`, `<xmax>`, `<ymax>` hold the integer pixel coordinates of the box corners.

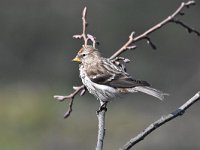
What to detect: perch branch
<box><xmin>119</xmin><ymin>91</ymin><xmax>200</xmax><ymax>150</ymax></box>
<box><xmin>110</xmin><ymin>0</ymin><xmax>198</xmax><ymax>59</ymax></box>
<box><xmin>96</xmin><ymin>101</ymin><xmax>107</xmax><ymax>150</ymax></box>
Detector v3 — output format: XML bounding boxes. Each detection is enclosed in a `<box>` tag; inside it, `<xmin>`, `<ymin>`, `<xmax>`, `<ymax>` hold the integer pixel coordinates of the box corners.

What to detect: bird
<box><xmin>72</xmin><ymin>45</ymin><xmax>167</xmax><ymax>106</ymax></box>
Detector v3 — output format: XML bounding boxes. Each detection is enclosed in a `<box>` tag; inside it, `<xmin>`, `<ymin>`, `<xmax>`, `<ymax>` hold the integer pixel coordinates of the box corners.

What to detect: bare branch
<box><xmin>87</xmin><ymin>34</ymin><xmax>98</xmax><ymax>48</ymax></box>
<box><xmin>82</xmin><ymin>7</ymin><xmax>88</xmax><ymax>46</ymax></box>
<box><xmin>110</xmin><ymin>0</ymin><xmax>197</xmax><ymax>59</ymax></box>
<box><xmin>73</xmin><ymin>7</ymin><xmax>99</xmax><ymax>48</ymax></box>
<box><xmin>110</xmin><ymin>32</ymin><xmax>135</xmax><ymax>60</ymax></box>
<box><xmin>54</xmin><ymin>85</ymin><xmax>85</xmax><ymax>118</ymax></box>
<box><xmin>63</xmin><ymin>98</ymin><xmax>74</xmax><ymax>118</ymax></box>
<box><xmin>96</xmin><ymin>101</ymin><xmax>107</xmax><ymax>150</ymax></box>
<box><xmin>73</xmin><ymin>7</ymin><xmax>88</xmax><ymax>46</ymax></box>
<box><xmin>119</xmin><ymin>91</ymin><xmax>200</xmax><ymax>150</ymax></box>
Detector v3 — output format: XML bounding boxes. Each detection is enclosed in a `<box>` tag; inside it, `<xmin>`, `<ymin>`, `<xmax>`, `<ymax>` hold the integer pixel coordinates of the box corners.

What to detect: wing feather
<box><xmin>88</xmin><ymin>59</ymin><xmax>150</xmax><ymax>88</ymax></box>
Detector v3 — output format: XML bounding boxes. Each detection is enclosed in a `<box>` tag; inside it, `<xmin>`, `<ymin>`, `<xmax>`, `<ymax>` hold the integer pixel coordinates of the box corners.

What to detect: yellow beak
<box><xmin>72</xmin><ymin>57</ymin><xmax>81</xmax><ymax>63</ymax></box>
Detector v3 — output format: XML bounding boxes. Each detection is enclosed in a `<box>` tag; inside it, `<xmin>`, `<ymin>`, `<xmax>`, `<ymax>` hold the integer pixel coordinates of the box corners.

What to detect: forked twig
<box><xmin>73</xmin><ymin>7</ymin><xmax>88</xmax><ymax>45</ymax></box>
<box><xmin>54</xmin><ymin>85</ymin><xmax>85</xmax><ymax>118</ymax></box>
<box><xmin>119</xmin><ymin>91</ymin><xmax>200</xmax><ymax>150</ymax></box>
<box><xmin>54</xmin><ymin>7</ymin><xmax>90</xmax><ymax>118</ymax></box>
<box><xmin>73</xmin><ymin>7</ymin><xmax>98</xmax><ymax>48</ymax></box>
<box><xmin>54</xmin><ymin>6</ymin><xmax>99</xmax><ymax>119</ymax></box>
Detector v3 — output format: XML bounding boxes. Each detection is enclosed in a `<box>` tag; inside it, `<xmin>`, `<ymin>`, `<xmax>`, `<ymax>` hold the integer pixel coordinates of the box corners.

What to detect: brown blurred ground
<box><xmin>0</xmin><ymin>0</ymin><xmax>200</xmax><ymax>150</ymax></box>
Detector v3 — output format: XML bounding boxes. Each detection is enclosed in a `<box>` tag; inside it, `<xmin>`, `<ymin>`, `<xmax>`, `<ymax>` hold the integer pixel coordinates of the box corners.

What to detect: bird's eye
<box><xmin>82</xmin><ymin>54</ymin><xmax>86</xmax><ymax>57</ymax></box>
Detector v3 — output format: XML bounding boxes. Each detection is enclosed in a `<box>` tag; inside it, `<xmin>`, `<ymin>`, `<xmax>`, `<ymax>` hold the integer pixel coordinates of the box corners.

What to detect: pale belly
<box><xmin>79</xmin><ymin>66</ymin><xmax>117</xmax><ymax>101</ymax></box>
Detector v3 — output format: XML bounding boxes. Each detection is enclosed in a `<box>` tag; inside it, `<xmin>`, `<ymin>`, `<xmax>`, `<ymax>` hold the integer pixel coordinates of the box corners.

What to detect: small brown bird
<box><xmin>73</xmin><ymin>45</ymin><xmax>167</xmax><ymax>103</ymax></box>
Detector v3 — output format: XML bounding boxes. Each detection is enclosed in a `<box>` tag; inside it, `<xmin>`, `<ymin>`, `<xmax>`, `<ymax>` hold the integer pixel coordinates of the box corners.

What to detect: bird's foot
<box><xmin>96</xmin><ymin>101</ymin><xmax>108</xmax><ymax>115</ymax></box>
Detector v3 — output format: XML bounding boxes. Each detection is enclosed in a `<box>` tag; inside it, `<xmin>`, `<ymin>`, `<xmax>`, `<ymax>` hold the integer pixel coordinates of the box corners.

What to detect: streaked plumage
<box><xmin>73</xmin><ymin>45</ymin><xmax>167</xmax><ymax>102</ymax></box>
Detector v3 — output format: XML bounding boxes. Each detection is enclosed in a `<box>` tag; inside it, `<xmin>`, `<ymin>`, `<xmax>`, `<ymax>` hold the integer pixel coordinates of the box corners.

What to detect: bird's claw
<box><xmin>96</xmin><ymin>102</ymin><xmax>108</xmax><ymax>114</ymax></box>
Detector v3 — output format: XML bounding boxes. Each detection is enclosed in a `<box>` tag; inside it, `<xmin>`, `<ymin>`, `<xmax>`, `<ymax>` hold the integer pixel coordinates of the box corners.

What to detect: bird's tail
<box><xmin>129</xmin><ymin>86</ymin><xmax>168</xmax><ymax>101</ymax></box>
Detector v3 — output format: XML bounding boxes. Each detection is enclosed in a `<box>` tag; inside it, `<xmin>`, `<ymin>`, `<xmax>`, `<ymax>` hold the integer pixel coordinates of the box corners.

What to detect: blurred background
<box><xmin>0</xmin><ymin>0</ymin><xmax>200</xmax><ymax>150</ymax></box>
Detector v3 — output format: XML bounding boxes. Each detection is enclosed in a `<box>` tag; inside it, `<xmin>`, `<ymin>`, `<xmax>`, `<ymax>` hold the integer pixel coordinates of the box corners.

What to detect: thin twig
<box><xmin>73</xmin><ymin>7</ymin><xmax>98</xmax><ymax>48</ymax></box>
<box><xmin>55</xmin><ymin>6</ymin><xmax>99</xmax><ymax>118</ymax></box>
<box><xmin>110</xmin><ymin>0</ymin><xmax>196</xmax><ymax>59</ymax></box>
<box><xmin>82</xmin><ymin>7</ymin><xmax>88</xmax><ymax>46</ymax></box>
<box><xmin>119</xmin><ymin>91</ymin><xmax>200</xmax><ymax>150</ymax></box>
<box><xmin>73</xmin><ymin>7</ymin><xmax>88</xmax><ymax>46</ymax></box>
<box><xmin>54</xmin><ymin>85</ymin><xmax>85</xmax><ymax>118</ymax></box>
<box><xmin>55</xmin><ymin>6</ymin><xmax>89</xmax><ymax>118</ymax></box>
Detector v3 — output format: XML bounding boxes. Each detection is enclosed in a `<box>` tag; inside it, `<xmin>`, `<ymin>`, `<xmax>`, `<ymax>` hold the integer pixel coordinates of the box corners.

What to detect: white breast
<box><xmin>79</xmin><ymin>65</ymin><xmax>117</xmax><ymax>101</ymax></box>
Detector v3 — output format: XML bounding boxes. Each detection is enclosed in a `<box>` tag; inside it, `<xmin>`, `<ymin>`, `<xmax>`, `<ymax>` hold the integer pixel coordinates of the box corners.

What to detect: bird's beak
<box><xmin>72</xmin><ymin>57</ymin><xmax>81</xmax><ymax>63</ymax></box>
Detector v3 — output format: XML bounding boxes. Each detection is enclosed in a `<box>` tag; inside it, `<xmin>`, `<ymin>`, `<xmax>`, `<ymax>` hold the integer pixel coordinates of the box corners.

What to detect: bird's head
<box><xmin>72</xmin><ymin>45</ymin><xmax>101</xmax><ymax>64</ymax></box>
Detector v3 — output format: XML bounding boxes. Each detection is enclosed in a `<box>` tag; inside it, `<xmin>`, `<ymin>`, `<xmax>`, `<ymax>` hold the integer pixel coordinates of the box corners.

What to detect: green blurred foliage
<box><xmin>0</xmin><ymin>0</ymin><xmax>200</xmax><ymax>150</ymax></box>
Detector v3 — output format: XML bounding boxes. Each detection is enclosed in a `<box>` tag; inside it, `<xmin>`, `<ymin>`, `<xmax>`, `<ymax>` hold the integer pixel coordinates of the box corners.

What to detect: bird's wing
<box><xmin>90</xmin><ymin>73</ymin><xmax>150</xmax><ymax>88</ymax></box>
<box><xmin>88</xmin><ymin>59</ymin><xmax>150</xmax><ymax>88</ymax></box>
